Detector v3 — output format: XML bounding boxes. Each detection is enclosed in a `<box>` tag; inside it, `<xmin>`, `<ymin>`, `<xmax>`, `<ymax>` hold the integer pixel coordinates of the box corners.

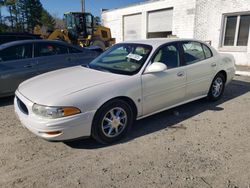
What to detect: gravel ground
<box><xmin>0</xmin><ymin>75</ymin><xmax>250</xmax><ymax>188</ymax></box>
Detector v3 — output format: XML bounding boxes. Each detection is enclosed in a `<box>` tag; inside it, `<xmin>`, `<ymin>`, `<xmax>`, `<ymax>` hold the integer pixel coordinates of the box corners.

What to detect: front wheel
<box><xmin>207</xmin><ymin>73</ymin><xmax>226</xmax><ymax>101</ymax></box>
<box><xmin>91</xmin><ymin>99</ymin><xmax>134</xmax><ymax>144</ymax></box>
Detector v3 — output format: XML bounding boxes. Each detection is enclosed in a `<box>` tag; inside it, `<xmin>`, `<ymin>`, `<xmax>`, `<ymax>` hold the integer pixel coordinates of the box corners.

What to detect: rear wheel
<box><xmin>207</xmin><ymin>73</ymin><xmax>226</xmax><ymax>101</ymax></box>
<box><xmin>91</xmin><ymin>99</ymin><xmax>134</xmax><ymax>144</ymax></box>
<box><xmin>90</xmin><ymin>39</ymin><xmax>106</xmax><ymax>50</ymax></box>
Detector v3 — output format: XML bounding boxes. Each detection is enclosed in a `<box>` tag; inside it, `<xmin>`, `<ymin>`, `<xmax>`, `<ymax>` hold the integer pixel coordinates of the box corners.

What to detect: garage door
<box><xmin>148</xmin><ymin>9</ymin><xmax>173</xmax><ymax>37</ymax></box>
<box><xmin>123</xmin><ymin>14</ymin><xmax>142</xmax><ymax>41</ymax></box>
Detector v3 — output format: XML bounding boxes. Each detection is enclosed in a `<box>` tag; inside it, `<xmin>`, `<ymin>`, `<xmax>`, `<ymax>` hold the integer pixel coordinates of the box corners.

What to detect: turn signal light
<box><xmin>63</xmin><ymin>107</ymin><xmax>81</xmax><ymax>117</ymax></box>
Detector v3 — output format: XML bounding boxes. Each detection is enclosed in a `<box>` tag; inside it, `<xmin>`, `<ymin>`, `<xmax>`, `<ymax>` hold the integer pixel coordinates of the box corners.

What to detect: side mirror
<box><xmin>144</xmin><ymin>62</ymin><xmax>167</xmax><ymax>74</ymax></box>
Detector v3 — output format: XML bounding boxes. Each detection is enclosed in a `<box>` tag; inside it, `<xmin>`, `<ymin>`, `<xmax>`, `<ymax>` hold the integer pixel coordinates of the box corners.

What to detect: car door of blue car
<box><xmin>34</xmin><ymin>42</ymin><xmax>73</xmax><ymax>75</ymax></box>
<box><xmin>0</xmin><ymin>43</ymin><xmax>37</xmax><ymax>96</ymax></box>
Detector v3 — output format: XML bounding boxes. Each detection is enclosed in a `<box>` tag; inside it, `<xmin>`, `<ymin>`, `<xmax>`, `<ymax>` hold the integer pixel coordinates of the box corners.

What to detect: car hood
<box><xmin>18</xmin><ymin>66</ymin><xmax>125</xmax><ymax>104</ymax></box>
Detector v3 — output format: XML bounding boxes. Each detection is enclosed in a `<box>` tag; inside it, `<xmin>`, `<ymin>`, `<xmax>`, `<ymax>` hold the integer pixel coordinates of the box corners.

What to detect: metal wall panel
<box><xmin>148</xmin><ymin>9</ymin><xmax>173</xmax><ymax>32</ymax></box>
<box><xmin>123</xmin><ymin>14</ymin><xmax>142</xmax><ymax>41</ymax></box>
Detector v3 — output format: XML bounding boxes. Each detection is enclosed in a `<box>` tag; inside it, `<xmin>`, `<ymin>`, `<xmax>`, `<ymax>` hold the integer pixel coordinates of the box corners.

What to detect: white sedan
<box><xmin>14</xmin><ymin>39</ymin><xmax>235</xmax><ymax>144</ymax></box>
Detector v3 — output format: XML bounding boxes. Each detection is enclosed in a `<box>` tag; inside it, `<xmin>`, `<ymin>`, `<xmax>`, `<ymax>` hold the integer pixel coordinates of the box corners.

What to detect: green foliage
<box><xmin>0</xmin><ymin>0</ymin><xmax>56</xmax><ymax>32</ymax></box>
<box><xmin>41</xmin><ymin>9</ymin><xmax>55</xmax><ymax>31</ymax></box>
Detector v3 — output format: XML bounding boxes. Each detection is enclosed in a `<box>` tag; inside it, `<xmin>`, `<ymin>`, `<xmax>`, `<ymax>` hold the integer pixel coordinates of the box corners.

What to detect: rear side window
<box><xmin>182</xmin><ymin>41</ymin><xmax>205</xmax><ymax>65</ymax></box>
<box><xmin>0</xmin><ymin>44</ymin><xmax>32</xmax><ymax>61</ymax></box>
<box><xmin>202</xmin><ymin>44</ymin><xmax>213</xmax><ymax>59</ymax></box>
<box><xmin>35</xmin><ymin>43</ymin><xmax>68</xmax><ymax>57</ymax></box>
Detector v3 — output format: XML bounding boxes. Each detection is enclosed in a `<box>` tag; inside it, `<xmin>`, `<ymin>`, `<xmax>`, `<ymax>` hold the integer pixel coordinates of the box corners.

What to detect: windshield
<box><xmin>88</xmin><ymin>43</ymin><xmax>152</xmax><ymax>75</ymax></box>
<box><xmin>65</xmin><ymin>14</ymin><xmax>75</xmax><ymax>29</ymax></box>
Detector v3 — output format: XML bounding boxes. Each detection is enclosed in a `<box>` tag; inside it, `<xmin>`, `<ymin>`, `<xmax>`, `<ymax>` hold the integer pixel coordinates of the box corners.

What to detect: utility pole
<box><xmin>81</xmin><ymin>0</ymin><xmax>85</xmax><ymax>13</ymax></box>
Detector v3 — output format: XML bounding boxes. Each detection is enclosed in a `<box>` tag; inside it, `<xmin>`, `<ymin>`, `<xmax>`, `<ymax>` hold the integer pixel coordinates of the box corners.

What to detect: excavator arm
<box><xmin>34</xmin><ymin>25</ymin><xmax>72</xmax><ymax>44</ymax></box>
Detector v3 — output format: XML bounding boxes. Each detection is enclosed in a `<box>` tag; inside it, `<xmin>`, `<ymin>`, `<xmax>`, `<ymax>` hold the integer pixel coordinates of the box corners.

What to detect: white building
<box><xmin>102</xmin><ymin>0</ymin><xmax>250</xmax><ymax>66</ymax></box>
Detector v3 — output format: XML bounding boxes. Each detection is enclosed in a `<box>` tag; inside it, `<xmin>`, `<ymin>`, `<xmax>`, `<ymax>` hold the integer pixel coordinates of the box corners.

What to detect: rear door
<box><xmin>180</xmin><ymin>41</ymin><xmax>216</xmax><ymax>99</ymax></box>
<box><xmin>35</xmin><ymin>42</ymin><xmax>72</xmax><ymax>74</ymax></box>
<box><xmin>0</xmin><ymin>43</ymin><xmax>37</xmax><ymax>96</ymax></box>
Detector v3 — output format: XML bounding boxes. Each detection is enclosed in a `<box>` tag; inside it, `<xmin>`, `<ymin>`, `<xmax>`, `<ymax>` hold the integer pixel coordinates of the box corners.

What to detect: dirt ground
<box><xmin>0</xmin><ymin>75</ymin><xmax>250</xmax><ymax>188</ymax></box>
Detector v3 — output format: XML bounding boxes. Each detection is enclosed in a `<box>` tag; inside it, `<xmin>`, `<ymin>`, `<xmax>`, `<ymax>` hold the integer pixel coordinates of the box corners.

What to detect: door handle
<box><xmin>177</xmin><ymin>71</ymin><xmax>185</xmax><ymax>77</ymax></box>
<box><xmin>211</xmin><ymin>62</ymin><xmax>217</xmax><ymax>67</ymax></box>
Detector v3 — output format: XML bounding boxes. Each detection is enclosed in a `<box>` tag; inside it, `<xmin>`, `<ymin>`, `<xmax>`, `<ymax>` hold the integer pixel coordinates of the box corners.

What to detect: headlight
<box><xmin>32</xmin><ymin>104</ymin><xmax>81</xmax><ymax>119</ymax></box>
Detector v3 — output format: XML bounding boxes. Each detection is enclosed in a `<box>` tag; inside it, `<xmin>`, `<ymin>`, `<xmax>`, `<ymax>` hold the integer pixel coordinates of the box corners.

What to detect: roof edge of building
<box><xmin>101</xmin><ymin>0</ymin><xmax>165</xmax><ymax>14</ymax></box>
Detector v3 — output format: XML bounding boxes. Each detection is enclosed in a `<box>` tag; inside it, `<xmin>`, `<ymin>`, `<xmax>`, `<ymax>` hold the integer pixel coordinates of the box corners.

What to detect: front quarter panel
<box><xmin>52</xmin><ymin>75</ymin><xmax>142</xmax><ymax>118</ymax></box>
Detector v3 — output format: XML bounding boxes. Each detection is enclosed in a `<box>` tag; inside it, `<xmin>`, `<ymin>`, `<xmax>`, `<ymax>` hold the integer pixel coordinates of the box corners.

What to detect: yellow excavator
<box><xmin>34</xmin><ymin>12</ymin><xmax>115</xmax><ymax>50</ymax></box>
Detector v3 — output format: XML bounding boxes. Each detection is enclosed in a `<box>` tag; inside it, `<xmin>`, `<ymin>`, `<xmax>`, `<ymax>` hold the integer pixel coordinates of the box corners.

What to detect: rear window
<box><xmin>202</xmin><ymin>44</ymin><xmax>213</xmax><ymax>59</ymax></box>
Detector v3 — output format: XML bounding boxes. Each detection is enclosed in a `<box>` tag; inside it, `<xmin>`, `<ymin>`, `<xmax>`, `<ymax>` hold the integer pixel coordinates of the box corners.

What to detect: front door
<box><xmin>0</xmin><ymin>43</ymin><xmax>37</xmax><ymax>96</ymax></box>
<box><xmin>142</xmin><ymin>43</ymin><xmax>186</xmax><ymax>116</ymax></box>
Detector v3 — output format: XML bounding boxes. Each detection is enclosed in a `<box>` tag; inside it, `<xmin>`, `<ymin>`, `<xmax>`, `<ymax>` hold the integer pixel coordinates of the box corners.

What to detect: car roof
<box><xmin>120</xmin><ymin>38</ymin><xmax>209</xmax><ymax>49</ymax></box>
<box><xmin>0</xmin><ymin>39</ymin><xmax>83</xmax><ymax>50</ymax></box>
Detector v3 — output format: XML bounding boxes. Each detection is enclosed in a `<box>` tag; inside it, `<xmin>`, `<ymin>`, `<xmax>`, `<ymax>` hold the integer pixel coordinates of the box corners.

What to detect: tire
<box><xmin>207</xmin><ymin>73</ymin><xmax>226</xmax><ymax>101</ymax></box>
<box><xmin>90</xmin><ymin>39</ymin><xmax>106</xmax><ymax>50</ymax></box>
<box><xmin>91</xmin><ymin>99</ymin><xmax>134</xmax><ymax>144</ymax></box>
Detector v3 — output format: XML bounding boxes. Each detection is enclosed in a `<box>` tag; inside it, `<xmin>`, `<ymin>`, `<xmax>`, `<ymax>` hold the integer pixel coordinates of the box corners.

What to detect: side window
<box><xmin>68</xmin><ymin>47</ymin><xmax>82</xmax><ymax>54</ymax></box>
<box><xmin>152</xmin><ymin>44</ymin><xmax>180</xmax><ymax>69</ymax></box>
<box><xmin>0</xmin><ymin>44</ymin><xmax>32</xmax><ymax>62</ymax></box>
<box><xmin>182</xmin><ymin>41</ymin><xmax>205</xmax><ymax>65</ymax></box>
<box><xmin>35</xmin><ymin>43</ymin><xmax>68</xmax><ymax>57</ymax></box>
<box><xmin>202</xmin><ymin>44</ymin><xmax>213</xmax><ymax>59</ymax></box>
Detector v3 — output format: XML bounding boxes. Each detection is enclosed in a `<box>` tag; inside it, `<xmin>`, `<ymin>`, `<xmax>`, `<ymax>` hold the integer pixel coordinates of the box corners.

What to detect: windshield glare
<box><xmin>89</xmin><ymin>43</ymin><xmax>152</xmax><ymax>75</ymax></box>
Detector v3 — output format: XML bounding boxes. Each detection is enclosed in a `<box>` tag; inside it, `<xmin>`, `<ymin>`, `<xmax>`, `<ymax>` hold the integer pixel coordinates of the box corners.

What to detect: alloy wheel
<box><xmin>101</xmin><ymin>107</ymin><xmax>128</xmax><ymax>138</ymax></box>
<box><xmin>212</xmin><ymin>77</ymin><xmax>223</xmax><ymax>98</ymax></box>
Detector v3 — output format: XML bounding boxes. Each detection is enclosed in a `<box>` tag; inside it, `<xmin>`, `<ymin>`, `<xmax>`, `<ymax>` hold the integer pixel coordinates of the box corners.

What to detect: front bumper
<box><xmin>14</xmin><ymin>91</ymin><xmax>96</xmax><ymax>141</ymax></box>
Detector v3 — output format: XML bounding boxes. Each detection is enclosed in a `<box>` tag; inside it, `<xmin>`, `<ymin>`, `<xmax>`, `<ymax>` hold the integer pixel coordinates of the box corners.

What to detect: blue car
<box><xmin>0</xmin><ymin>40</ymin><xmax>101</xmax><ymax>97</ymax></box>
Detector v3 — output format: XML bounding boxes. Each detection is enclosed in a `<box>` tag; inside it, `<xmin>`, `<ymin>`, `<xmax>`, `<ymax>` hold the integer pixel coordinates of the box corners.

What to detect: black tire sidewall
<box><xmin>208</xmin><ymin>73</ymin><xmax>226</xmax><ymax>101</ymax></box>
<box><xmin>90</xmin><ymin>39</ymin><xmax>106</xmax><ymax>50</ymax></box>
<box><xmin>91</xmin><ymin>99</ymin><xmax>134</xmax><ymax>144</ymax></box>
